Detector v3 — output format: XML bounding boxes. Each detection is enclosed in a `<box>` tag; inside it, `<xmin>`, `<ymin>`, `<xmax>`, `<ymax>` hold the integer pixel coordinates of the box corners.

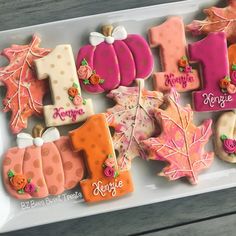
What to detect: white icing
<box><xmin>92</xmin><ymin>180</ymin><xmax>123</xmax><ymax>197</ymax></box>
<box><xmin>16</xmin><ymin>127</ymin><xmax>60</xmax><ymax>148</ymax></box>
<box><xmin>202</xmin><ymin>93</ymin><xmax>232</xmax><ymax>108</ymax></box>
<box><xmin>89</xmin><ymin>25</ymin><xmax>127</xmax><ymax>46</ymax></box>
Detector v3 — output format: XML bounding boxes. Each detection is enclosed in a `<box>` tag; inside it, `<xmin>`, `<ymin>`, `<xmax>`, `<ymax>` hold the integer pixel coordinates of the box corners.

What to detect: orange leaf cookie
<box><xmin>69</xmin><ymin>114</ymin><xmax>134</xmax><ymax>203</ymax></box>
<box><xmin>106</xmin><ymin>80</ymin><xmax>163</xmax><ymax>171</ymax></box>
<box><xmin>2</xmin><ymin>125</ymin><xmax>84</xmax><ymax>199</ymax></box>
<box><xmin>186</xmin><ymin>0</ymin><xmax>236</xmax><ymax>43</ymax></box>
<box><xmin>0</xmin><ymin>35</ymin><xmax>51</xmax><ymax>134</ymax></box>
<box><xmin>141</xmin><ymin>90</ymin><xmax>214</xmax><ymax>184</ymax></box>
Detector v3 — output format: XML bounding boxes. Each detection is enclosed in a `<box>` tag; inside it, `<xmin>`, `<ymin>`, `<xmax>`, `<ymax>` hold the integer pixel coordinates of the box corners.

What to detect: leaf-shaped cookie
<box><xmin>106</xmin><ymin>80</ymin><xmax>164</xmax><ymax>171</ymax></box>
<box><xmin>186</xmin><ymin>0</ymin><xmax>236</xmax><ymax>43</ymax></box>
<box><xmin>141</xmin><ymin>90</ymin><xmax>214</xmax><ymax>184</ymax></box>
<box><xmin>0</xmin><ymin>35</ymin><xmax>51</xmax><ymax>134</ymax></box>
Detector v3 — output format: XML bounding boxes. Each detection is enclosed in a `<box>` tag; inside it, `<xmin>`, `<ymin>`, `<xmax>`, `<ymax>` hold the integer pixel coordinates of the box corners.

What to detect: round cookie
<box><xmin>215</xmin><ymin>111</ymin><xmax>236</xmax><ymax>163</ymax></box>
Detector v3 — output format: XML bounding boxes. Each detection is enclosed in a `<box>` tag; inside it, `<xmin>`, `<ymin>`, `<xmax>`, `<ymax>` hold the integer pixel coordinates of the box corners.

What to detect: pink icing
<box><xmin>189</xmin><ymin>32</ymin><xmax>236</xmax><ymax>111</ymax></box>
<box><xmin>148</xmin><ymin>17</ymin><xmax>200</xmax><ymax>92</ymax></box>
<box><xmin>231</xmin><ymin>70</ymin><xmax>236</xmax><ymax>85</ymax></box>
<box><xmin>104</xmin><ymin>166</ymin><xmax>115</xmax><ymax>177</ymax></box>
<box><xmin>77</xmin><ymin>33</ymin><xmax>153</xmax><ymax>94</ymax></box>
<box><xmin>53</xmin><ymin>107</ymin><xmax>85</xmax><ymax>122</ymax></box>
<box><xmin>223</xmin><ymin>139</ymin><xmax>236</xmax><ymax>153</ymax></box>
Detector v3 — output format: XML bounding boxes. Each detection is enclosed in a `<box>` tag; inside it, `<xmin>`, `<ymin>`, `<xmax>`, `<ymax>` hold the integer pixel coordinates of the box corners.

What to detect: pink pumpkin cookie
<box><xmin>77</xmin><ymin>25</ymin><xmax>154</xmax><ymax>93</ymax></box>
<box><xmin>149</xmin><ymin>17</ymin><xmax>200</xmax><ymax>92</ymax></box>
<box><xmin>189</xmin><ymin>32</ymin><xmax>236</xmax><ymax>111</ymax></box>
<box><xmin>0</xmin><ymin>35</ymin><xmax>51</xmax><ymax>134</ymax></box>
<box><xmin>2</xmin><ymin>125</ymin><xmax>84</xmax><ymax>199</ymax></box>
<box><xmin>141</xmin><ymin>90</ymin><xmax>214</xmax><ymax>185</ymax></box>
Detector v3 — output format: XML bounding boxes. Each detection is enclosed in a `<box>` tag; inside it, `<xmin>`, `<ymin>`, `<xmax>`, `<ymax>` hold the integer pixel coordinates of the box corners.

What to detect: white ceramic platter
<box><xmin>0</xmin><ymin>0</ymin><xmax>234</xmax><ymax>233</ymax></box>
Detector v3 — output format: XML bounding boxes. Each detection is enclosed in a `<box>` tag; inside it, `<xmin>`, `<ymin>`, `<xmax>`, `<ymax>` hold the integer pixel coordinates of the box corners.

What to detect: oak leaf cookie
<box><xmin>0</xmin><ymin>35</ymin><xmax>51</xmax><ymax>134</ymax></box>
<box><xmin>214</xmin><ymin>111</ymin><xmax>236</xmax><ymax>163</ymax></box>
<box><xmin>106</xmin><ymin>79</ymin><xmax>164</xmax><ymax>171</ymax></box>
<box><xmin>186</xmin><ymin>0</ymin><xmax>236</xmax><ymax>43</ymax></box>
<box><xmin>2</xmin><ymin>125</ymin><xmax>84</xmax><ymax>199</ymax></box>
<box><xmin>141</xmin><ymin>90</ymin><xmax>214</xmax><ymax>184</ymax></box>
<box><xmin>77</xmin><ymin>25</ymin><xmax>154</xmax><ymax>93</ymax></box>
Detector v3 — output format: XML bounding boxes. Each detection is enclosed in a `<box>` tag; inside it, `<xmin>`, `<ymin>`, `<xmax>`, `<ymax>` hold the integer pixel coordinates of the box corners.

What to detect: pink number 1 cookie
<box><xmin>149</xmin><ymin>17</ymin><xmax>200</xmax><ymax>92</ymax></box>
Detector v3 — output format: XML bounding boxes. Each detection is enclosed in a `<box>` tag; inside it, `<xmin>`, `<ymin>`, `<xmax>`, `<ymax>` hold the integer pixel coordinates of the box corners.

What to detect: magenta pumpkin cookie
<box><xmin>2</xmin><ymin>125</ymin><xmax>84</xmax><ymax>199</ymax></box>
<box><xmin>77</xmin><ymin>25</ymin><xmax>154</xmax><ymax>93</ymax></box>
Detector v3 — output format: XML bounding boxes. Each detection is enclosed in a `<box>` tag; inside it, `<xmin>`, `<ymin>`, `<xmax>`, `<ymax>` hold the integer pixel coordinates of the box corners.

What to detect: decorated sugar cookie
<box><xmin>186</xmin><ymin>0</ymin><xmax>236</xmax><ymax>43</ymax></box>
<box><xmin>141</xmin><ymin>90</ymin><xmax>214</xmax><ymax>185</ymax></box>
<box><xmin>0</xmin><ymin>35</ymin><xmax>50</xmax><ymax>134</ymax></box>
<box><xmin>214</xmin><ymin>111</ymin><xmax>236</xmax><ymax>163</ymax></box>
<box><xmin>189</xmin><ymin>32</ymin><xmax>236</xmax><ymax>111</ymax></box>
<box><xmin>106</xmin><ymin>80</ymin><xmax>164</xmax><ymax>171</ymax></box>
<box><xmin>35</xmin><ymin>44</ymin><xmax>94</xmax><ymax>127</ymax></box>
<box><xmin>149</xmin><ymin>17</ymin><xmax>200</xmax><ymax>92</ymax></box>
<box><xmin>77</xmin><ymin>25</ymin><xmax>154</xmax><ymax>93</ymax></box>
<box><xmin>2</xmin><ymin>125</ymin><xmax>84</xmax><ymax>199</ymax></box>
<box><xmin>69</xmin><ymin>114</ymin><xmax>134</xmax><ymax>203</ymax></box>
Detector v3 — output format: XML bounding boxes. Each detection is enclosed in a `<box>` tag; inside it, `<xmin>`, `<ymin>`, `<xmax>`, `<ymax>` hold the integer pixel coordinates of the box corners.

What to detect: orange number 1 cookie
<box><xmin>69</xmin><ymin>114</ymin><xmax>134</xmax><ymax>203</ymax></box>
<box><xmin>35</xmin><ymin>45</ymin><xmax>94</xmax><ymax>127</ymax></box>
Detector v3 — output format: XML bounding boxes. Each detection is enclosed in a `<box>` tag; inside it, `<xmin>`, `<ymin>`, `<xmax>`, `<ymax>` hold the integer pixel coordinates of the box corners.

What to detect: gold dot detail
<box><xmin>66</xmin><ymin>102</ymin><xmax>70</xmax><ymax>107</ymax></box>
<box><xmin>57</xmin><ymin>55</ymin><xmax>62</xmax><ymax>59</ymax></box>
<box><xmin>50</xmin><ymin>64</ymin><xmax>55</xmax><ymax>68</ymax></box>
<box><xmin>56</xmin><ymin>96</ymin><xmax>61</xmax><ymax>100</ymax></box>
<box><xmin>60</xmin><ymin>71</ymin><xmax>65</xmax><ymax>75</ymax></box>
<box><xmin>53</xmin><ymin>80</ymin><xmax>58</xmax><ymax>84</ymax></box>
<box><xmin>64</xmin><ymin>46</ymin><xmax>68</xmax><ymax>50</ymax></box>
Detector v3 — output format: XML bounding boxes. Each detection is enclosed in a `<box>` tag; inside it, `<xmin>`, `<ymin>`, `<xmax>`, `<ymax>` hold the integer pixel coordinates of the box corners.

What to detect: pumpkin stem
<box><xmin>32</xmin><ymin>124</ymin><xmax>45</xmax><ymax>138</ymax></box>
<box><xmin>102</xmin><ymin>25</ymin><xmax>113</xmax><ymax>37</ymax></box>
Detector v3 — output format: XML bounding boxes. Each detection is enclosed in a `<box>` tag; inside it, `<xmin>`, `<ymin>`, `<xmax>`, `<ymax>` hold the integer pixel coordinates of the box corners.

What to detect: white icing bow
<box><xmin>89</xmin><ymin>26</ymin><xmax>128</xmax><ymax>46</ymax></box>
<box><xmin>16</xmin><ymin>127</ymin><xmax>60</xmax><ymax>148</ymax></box>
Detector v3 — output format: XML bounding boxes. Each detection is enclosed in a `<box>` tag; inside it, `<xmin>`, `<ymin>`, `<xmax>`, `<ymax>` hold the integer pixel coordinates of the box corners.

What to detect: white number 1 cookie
<box><xmin>35</xmin><ymin>45</ymin><xmax>94</xmax><ymax>126</ymax></box>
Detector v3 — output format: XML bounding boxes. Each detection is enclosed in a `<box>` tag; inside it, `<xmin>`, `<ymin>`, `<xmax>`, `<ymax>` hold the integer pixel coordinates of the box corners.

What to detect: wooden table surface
<box><xmin>1</xmin><ymin>0</ymin><xmax>236</xmax><ymax>235</ymax></box>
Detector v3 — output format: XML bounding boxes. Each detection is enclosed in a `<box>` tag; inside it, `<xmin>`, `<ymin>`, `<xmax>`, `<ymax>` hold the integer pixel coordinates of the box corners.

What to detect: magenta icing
<box><xmin>189</xmin><ymin>32</ymin><xmax>236</xmax><ymax>111</ymax></box>
<box><xmin>53</xmin><ymin>107</ymin><xmax>85</xmax><ymax>122</ymax></box>
<box><xmin>223</xmin><ymin>138</ymin><xmax>236</xmax><ymax>153</ymax></box>
<box><xmin>77</xmin><ymin>32</ymin><xmax>153</xmax><ymax>94</ymax></box>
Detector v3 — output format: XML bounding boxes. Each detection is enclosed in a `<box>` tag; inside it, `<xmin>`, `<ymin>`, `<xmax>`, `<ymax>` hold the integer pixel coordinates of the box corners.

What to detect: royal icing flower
<box><xmin>104</xmin><ymin>166</ymin><xmax>115</xmax><ymax>177</ymax></box>
<box><xmin>227</xmin><ymin>83</ymin><xmax>236</xmax><ymax>94</ymax></box>
<box><xmin>10</xmin><ymin>174</ymin><xmax>27</xmax><ymax>190</ymax></box>
<box><xmin>223</xmin><ymin>139</ymin><xmax>236</xmax><ymax>153</ymax></box>
<box><xmin>184</xmin><ymin>65</ymin><xmax>192</xmax><ymax>73</ymax></box>
<box><xmin>77</xmin><ymin>65</ymin><xmax>92</xmax><ymax>80</ymax></box>
<box><xmin>90</xmin><ymin>74</ymin><xmax>101</xmax><ymax>85</ymax></box>
<box><xmin>178</xmin><ymin>58</ymin><xmax>188</xmax><ymax>68</ymax></box>
<box><xmin>105</xmin><ymin>157</ymin><xmax>115</xmax><ymax>168</ymax></box>
<box><xmin>231</xmin><ymin>70</ymin><xmax>236</xmax><ymax>85</ymax></box>
<box><xmin>73</xmin><ymin>95</ymin><xmax>83</xmax><ymax>106</ymax></box>
<box><xmin>219</xmin><ymin>77</ymin><xmax>230</xmax><ymax>89</ymax></box>
<box><xmin>24</xmin><ymin>182</ymin><xmax>36</xmax><ymax>193</ymax></box>
<box><xmin>68</xmin><ymin>87</ymin><xmax>78</xmax><ymax>98</ymax></box>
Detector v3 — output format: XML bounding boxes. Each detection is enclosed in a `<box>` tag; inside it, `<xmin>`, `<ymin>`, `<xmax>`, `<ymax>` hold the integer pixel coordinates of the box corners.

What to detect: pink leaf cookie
<box><xmin>2</xmin><ymin>125</ymin><xmax>84</xmax><ymax>199</ymax></box>
<box><xmin>186</xmin><ymin>0</ymin><xmax>236</xmax><ymax>43</ymax></box>
<box><xmin>106</xmin><ymin>80</ymin><xmax>164</xmax><ymax>171</ymax></box>
<box><xmin>0</xmin><ymin>35</ymin><xmax>51</xmax><ymax>134</ymax></box>
<box><xmin>77</xmin><ymin>25</ymin><xmax>154</xmax><ymax>93</ymax></box>
<box><xmin>149</xmin><ymin>17</ymin><xmax>200</xmax><ymax>92</ymax></box>
<box><xmin>141</xmin><ymin>90</ymin><xmax>214</xmax><ymax>184</ymax></box>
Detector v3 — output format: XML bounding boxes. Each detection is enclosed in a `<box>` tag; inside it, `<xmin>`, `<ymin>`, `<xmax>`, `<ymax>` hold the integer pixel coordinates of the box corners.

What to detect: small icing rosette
<box><xmin>103</xmin><ymin>154</ymin><xmax>119</xmax><ymax>178</ymax></box>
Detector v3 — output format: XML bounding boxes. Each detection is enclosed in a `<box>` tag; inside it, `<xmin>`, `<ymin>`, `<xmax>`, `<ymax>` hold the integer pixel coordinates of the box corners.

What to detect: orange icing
<box><xmin>69</xmin><ymin>113</ymin><xmax>134</xmax><ymax>203</ymax></box>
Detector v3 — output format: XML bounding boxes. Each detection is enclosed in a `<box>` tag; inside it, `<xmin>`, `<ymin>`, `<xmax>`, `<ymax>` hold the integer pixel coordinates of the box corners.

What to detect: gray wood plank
<box><xmin>2</xmin><ymin>188</ymin><xmax>236</xmax><ymax>236</ymax></box>
<box><xmin>144</xmin><ymin>213</ymin><xmax>236</xmax><ymax>236</ymax></box>
<box><xmin>0</xmin><ymin>0</ymin><xmax>182</xmax><ymax>31</ymax></box>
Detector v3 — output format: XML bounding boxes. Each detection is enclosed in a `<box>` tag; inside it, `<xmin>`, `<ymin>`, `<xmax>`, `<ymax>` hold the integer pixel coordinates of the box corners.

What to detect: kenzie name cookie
<box><xmin>35</xmin><ymin>44</ymin><xmax>94</xmax><ymax>127</ymax></box>
<box><xmin>149</xmin><ymin>17</ymin><xmax>200</xmax><ymax>92</ymax></box>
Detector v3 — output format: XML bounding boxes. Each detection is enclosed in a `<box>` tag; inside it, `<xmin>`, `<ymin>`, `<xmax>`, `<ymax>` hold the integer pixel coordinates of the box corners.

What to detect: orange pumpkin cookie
<box><xmin>69</xmin><ymin>113</ymin><xmax>134</xmax><ymax>203</ymax></box>
<box><xmin>2</xmin><ymin>125</ymin><xmax>84</xmax><ymax>199</ymax></box>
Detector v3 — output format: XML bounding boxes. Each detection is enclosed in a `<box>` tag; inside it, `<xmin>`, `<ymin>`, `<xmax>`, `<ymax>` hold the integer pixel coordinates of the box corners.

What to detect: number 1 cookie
<box><xmin>35</xmin><ymin>44</ymin><xmax>94</xmax><ymax>126</ymax></box>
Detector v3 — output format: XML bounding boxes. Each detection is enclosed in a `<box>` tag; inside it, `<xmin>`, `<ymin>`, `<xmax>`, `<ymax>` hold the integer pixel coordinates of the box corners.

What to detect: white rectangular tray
<box><xmin>0</xmin><ymin>0</ymin><xmax>234</xmax><ymax>233</ymax></box>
